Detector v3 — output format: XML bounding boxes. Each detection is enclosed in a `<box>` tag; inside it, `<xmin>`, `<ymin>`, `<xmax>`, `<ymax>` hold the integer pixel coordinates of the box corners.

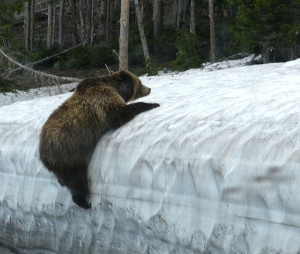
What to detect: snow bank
<box><xmin>0</xmin><ymin>59</ymin><xmax>300</xmax><ymax>253</ymax></box>
<box><xmin>0</xmin><ymin>54</ymin><xmax>256</xmax><ymax>107</ymax></box>
<box><xmin>0</xmin><ymin>82</ymin><xmax>77</xmax><ymax>107</ymax></box>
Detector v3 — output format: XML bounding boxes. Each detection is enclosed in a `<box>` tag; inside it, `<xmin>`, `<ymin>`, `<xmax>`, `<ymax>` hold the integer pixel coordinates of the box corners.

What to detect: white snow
<box><xmin>0</xmin><ymin>82</ymin><xmax>77</xmax><ymax>107</ymax></box>
<box><xmin>0</xmin><ymin>58</ymin><xmax>300</xmax><ymax>253</ymax></box>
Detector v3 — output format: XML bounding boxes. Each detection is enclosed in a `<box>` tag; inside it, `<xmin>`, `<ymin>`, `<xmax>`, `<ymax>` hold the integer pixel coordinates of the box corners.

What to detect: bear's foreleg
<box><xmin>113</xmin><ymin>102</ymin><xmax>160</xmax><ymax>128</ymax></box>
<box><xmin>69</xmin><ymin>168</ymin><xmax>91</xmax><ymax>209</ymax></box>
<box><xmin>56</xmin><ymin>164</ymin><xmax>91</xmax><ymax>209</ymax></box>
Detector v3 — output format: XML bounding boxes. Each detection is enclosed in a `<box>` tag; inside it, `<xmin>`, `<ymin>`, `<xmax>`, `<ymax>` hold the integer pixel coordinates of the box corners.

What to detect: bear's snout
<box><xmin>141</xmin><ymin>85</ymin><xmax>151</xmax><ymax>96</ymax></box>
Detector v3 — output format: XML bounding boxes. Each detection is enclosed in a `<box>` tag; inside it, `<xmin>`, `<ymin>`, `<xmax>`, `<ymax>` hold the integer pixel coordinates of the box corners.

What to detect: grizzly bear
<box><xmin>39</xmin><ymin>70</ymin><xmax>159</xmax><ymax>209</ymax></box>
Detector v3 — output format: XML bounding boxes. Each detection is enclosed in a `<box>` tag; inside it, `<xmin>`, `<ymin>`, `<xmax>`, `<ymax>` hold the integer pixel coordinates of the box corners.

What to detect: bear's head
<box><xmin>112</xmin><ymin>70</ymin><xmax>151</xmax><ymax>102</ymax></box>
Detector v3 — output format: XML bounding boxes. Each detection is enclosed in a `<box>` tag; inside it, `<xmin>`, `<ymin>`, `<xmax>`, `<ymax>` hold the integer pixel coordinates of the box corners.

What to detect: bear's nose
<box><xmin>141</xmin><ymin>84</ymin><xmax>151</xmax><ymax>96</ymax></box>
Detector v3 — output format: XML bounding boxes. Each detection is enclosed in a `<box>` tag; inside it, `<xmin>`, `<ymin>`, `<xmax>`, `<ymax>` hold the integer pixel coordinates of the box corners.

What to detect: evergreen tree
<box><xmin>228</xmin><ymin>0</ymin><xmax>300</xmax><ymax>62</ymax></box>
<box><xmin>0</xmin><ymin>0</ymin><xmax>25</xmax><ymax>94</ymax></box>
<box><xmin>0</xmin><ymin>0</ymin><xmax>23</xmax><ymax>48</ymax></box>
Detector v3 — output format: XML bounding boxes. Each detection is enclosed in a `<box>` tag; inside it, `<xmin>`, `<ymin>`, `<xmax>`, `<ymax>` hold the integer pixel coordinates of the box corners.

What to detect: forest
<box><xmin>0</xmin><ymin>0</ymin><xmax>299</xmax><ymax>92</ymax></box>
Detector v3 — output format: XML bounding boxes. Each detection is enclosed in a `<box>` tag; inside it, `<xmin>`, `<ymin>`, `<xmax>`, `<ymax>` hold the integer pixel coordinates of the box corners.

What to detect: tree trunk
<box><xmin>47</xmin><ymin>0</ymin><xmax>52</xmax><ymax>48</ymax></box>
<box><xmin>114</xmin><ymin>0</ymin><xmax>120</xmax><ymax>35</ymax></box>
<box><xmin>183</xmin><ymin>0</ymin><xmax>188</xmax><ymax>25</ymax></box>
<box><xmin>71</xmin><ymin>0</ymin><xmax>77</xmax><ymax>46</ymax></box>
<box><xmin>24</xmin><ymin>1</ymin><xmax>30</xmax><ymax>50</ymax></box>
<box><xmin>263</xmin><ymin>43</ymin><xmax>269</xmax><ymax>63</ymax></box>
<box><xmin>86</xmin><ymin>0</ymin><xmax>92</xmax><ymax>44</ymax></box>
<box><xmin>111</xmin><ymin>0</ymin><xmax>115</xmax><ymax>38</ymax></box>
<box><xmin>209</xmin><ymin>0</ymin><xmax>216</xmax><ymax>63</ymax></box>
<box><xmin>190</xmin><ymin>0</ymin><xmax>196</xmax><ymax>34</ymax></box>
<box><xmin>153</xmin><ymin>0</ymin><xmax>162</xmax><ymax>36</ymax></box>
<box><xmin>119</xmin><ymin>0</ymin><xmax>130</xmax><ymax>70</ymax></box>
<box><xmin>153</xmin><ymin>0</ymin><xmax>162</xmax><ymax>55</ymax></box>
<box><xmin>59</xmin><ymin>0</ymin><xmax>65</xmax><ymax>47</ymax></box>
<box><xmin>30</xmin><ymin>0</ymin><xmax>35</xmax><ymax>51</ymax></box>
<box><xmin>105</xmin><ymin>0</ymin><xmax>110</xmax><ymax>42</ymax></box>
<box><xmin>99</xmin><ymin>0</ymin><xmax>106</xmax><ymax>45</ymax></box>
<box><xmin>106</xmin><ymin>0</ymin><xmax>114</xmax><ymax>43</ymax></box>
<box><xmin>90</xmin><ymin>0</ymin><xmax>95</xmax><ymax>44</ymax></box>
<box><xmin>142</xmin><ymin>0</ymin><xmax>151</xmax><ymax>22</ymax></box>
<box><xmin>223</xmin><ymin>1</ymin><xmax>228</xmax><ymax>17</ymax></box>
<box><xmin>52</xmin><ymin>0</ymin><xmax>56</xmax><ymax>45</ymax></box>
<box><xmin>174</xmin><ymin>0</ymin><xmax>178</xmax><ymax>27</ymax></box>
<box><xmin>78</xmin><ymin>0</ymin><xmax>85</xmax><ymax>45</ymax></box>
<box><xmin>140</xmin><ymin>0</ymin><xmax>144</xmax><ymax>21</ymax></box>
<box><xmin>290</xmin><ymin>45</ymin><xmax>295</xmax><ymax>60</ymax></box>
<box><xmin>177</xmin><ymin>0</ymin><xmax>183</xmax><ymax>30</ymax></box>
<box><xmin>135</xmin><ymin>0</ymin><xmax>150</xmax><ymax>66</ymax></box>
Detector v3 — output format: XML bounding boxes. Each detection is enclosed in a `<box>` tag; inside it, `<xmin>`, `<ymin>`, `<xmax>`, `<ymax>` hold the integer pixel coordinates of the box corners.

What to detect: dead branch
<box><xmin>4</xmin><ymin>44</ymin><xmax>82</xmax><ymax>75</ymax></box>
<box><xmin>0</xmin><ymin>48</ymin><xmax>82</xmax><ymax>84</ymax></box>
<box><xmin>112</xmin><ymin>49</ymin><xmax>119</xmax><ymax>58</ymax></box>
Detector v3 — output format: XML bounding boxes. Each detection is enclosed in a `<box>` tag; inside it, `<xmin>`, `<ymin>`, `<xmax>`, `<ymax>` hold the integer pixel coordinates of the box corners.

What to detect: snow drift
<box><xmin>0</xmin><ymin>59</ymin><xmax>300</xmax><ymax>253</ymax></box>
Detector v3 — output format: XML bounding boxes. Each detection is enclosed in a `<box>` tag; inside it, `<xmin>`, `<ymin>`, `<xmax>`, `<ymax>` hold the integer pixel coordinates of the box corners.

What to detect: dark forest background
<box><xmin>0</xmin><ymin>0</ymin><xmax>299</xmax><ymax>92</ymax></box>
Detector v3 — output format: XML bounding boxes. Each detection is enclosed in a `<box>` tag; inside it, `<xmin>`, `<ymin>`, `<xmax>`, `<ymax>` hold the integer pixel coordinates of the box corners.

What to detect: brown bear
<box><xmin>39</xmin><ymin>70</ymin><xmax>159</xmax><ymax>209</ymax></box>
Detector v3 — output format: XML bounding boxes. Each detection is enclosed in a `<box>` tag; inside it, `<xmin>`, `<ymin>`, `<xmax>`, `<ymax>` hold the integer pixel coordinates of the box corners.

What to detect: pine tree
<box><xmin>228</xmin><ymin>0</ymin><xmax>300</xmax><ymax>62</ymax></box>
<box><xmin>0</xmin><ymin>0</ymin><xmax>23</xmax><ymax>48</ymax></box>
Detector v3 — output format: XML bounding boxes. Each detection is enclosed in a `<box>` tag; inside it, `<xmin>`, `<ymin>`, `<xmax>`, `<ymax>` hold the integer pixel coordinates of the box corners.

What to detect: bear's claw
<box><xmin>72</xmin><ymin>194</ymin><xmax>91</xmax><ymax>209</ymax></box>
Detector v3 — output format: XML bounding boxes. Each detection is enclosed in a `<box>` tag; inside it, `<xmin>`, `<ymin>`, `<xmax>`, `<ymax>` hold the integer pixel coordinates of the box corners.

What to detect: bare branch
<box><xmin>112</xmin><ymin>49</ymin><xmax>119</xmax><ymax>58</ymax></box>
<box><xmin>0</xmin><ymin>48</ymin><xmax>82</xmax><ymax>83</ymax></box>
<box><xmin>4</xmin><ymin>44</ymin><xmax>82</xmax><ymax>75</ymax></box>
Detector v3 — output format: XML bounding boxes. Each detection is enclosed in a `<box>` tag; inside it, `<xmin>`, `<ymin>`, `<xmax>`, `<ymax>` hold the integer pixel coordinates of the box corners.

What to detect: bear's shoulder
<box><xmin>75</xmin><ymin>76</ymin><xmax>113</xmax><ymax>93</ymax></box>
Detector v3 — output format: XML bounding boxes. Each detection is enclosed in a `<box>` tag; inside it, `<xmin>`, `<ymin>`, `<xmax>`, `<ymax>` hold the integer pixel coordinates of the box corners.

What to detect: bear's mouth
<box><xmin>141</xmin><ymin>85</ymin><xmax>151</xmax><ymax>96</ymax></box>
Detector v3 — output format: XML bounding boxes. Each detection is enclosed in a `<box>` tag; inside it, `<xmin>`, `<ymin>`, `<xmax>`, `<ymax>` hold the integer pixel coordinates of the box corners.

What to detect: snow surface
<box><xmin>0</xmin><ymin>58</ymin><xmax>300</xmax><ymax>253</ymax></box>
<box><xmin>0</xmin><ymin>82</ymin><xmax>77</xmax><ymax>107</ymax></box>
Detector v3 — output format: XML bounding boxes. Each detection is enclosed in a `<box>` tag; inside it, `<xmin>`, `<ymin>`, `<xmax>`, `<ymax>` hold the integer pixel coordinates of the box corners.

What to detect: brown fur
<box><xmin>39</xmin><ymin>70</ymin><xmax>159</xmax><ymax>209</ymax></box>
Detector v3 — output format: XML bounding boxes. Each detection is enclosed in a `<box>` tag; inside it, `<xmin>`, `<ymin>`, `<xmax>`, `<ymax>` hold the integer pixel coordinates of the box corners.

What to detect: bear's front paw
<box><xmin>148</xmin><ymin>103</ymin><xmax>160</xmax><ymax>109</ymax></box>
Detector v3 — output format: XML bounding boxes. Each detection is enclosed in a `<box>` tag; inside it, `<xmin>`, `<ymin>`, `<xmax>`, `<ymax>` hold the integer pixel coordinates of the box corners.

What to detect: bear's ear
<box><xmin>118</xmin><ymin>70</ymin><xmax>134</xmax><ymax>82</ymax></box>
<box><xmin>118</xmin><ymin>69</ymin><xmax>129</xmax><ymax>76</ymax></box>
<box><xmin>117</xmin><ymin>70</ymin><xmax>135</xmax><ymax>102</ymax></box>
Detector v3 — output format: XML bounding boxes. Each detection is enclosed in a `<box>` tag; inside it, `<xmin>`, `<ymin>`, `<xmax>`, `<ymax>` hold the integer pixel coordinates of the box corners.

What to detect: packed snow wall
<box><xmin>0</xmin><ymin>59</ymin><xmax>300</xmax><ymax>254</ymax></box>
